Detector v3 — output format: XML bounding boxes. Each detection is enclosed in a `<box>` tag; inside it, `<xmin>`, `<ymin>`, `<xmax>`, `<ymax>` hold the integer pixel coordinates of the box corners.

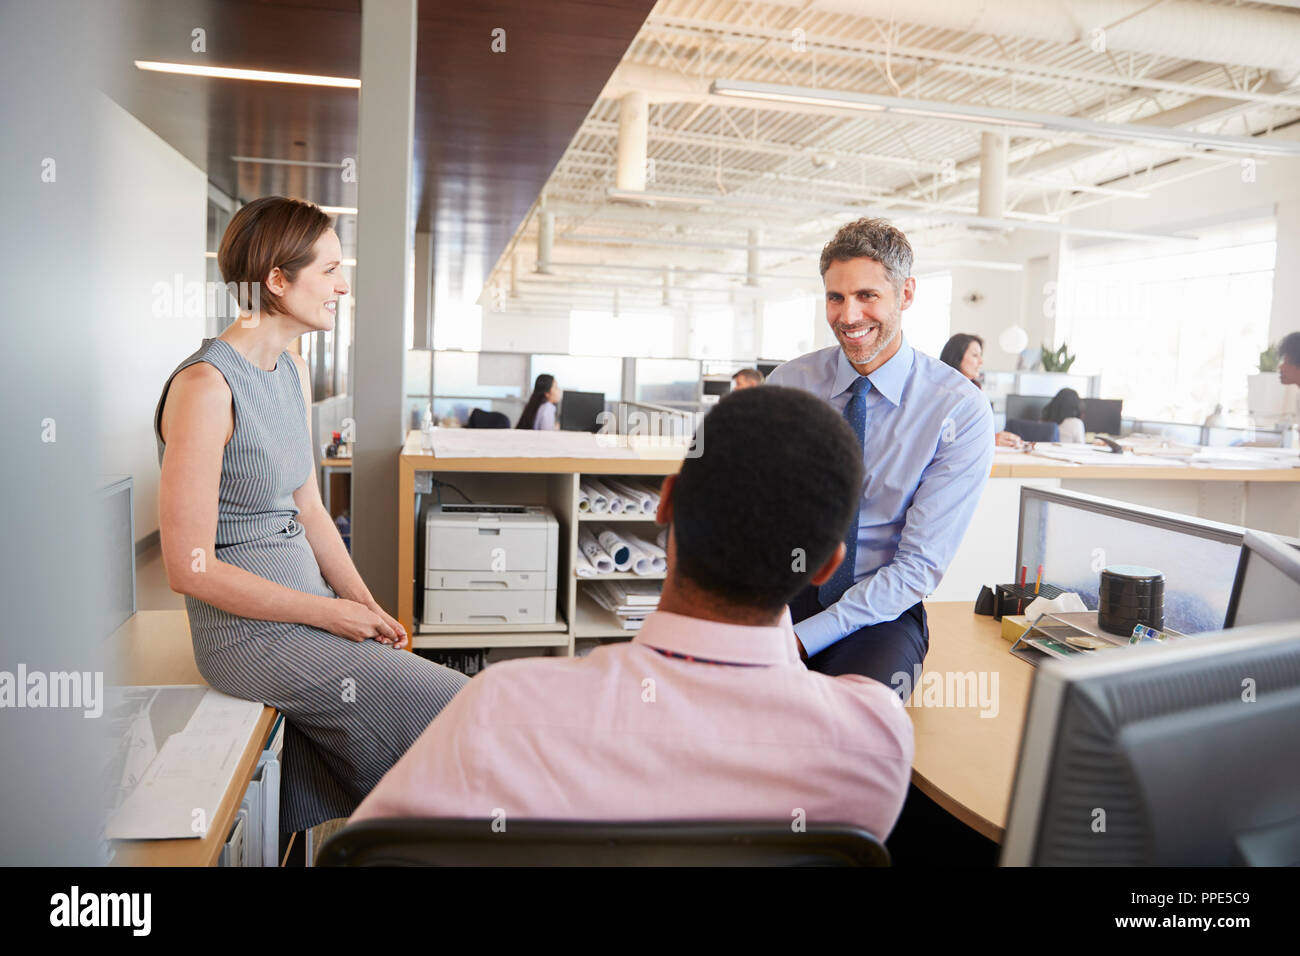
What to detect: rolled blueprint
<box><xmin>579</xmin><ymin>481</ymin><xmax>608</xmax><ymax>514</ymax></box>
<box><xmin>574</xmin><ymin>549</ymin><xmax>598</xmax><ymax>577</ymax></box>
<box><xmin>578</xmin><ymin>527</ymin><xmax>615</xmax><ymax>574</ymax></box>
<box><xmin>656</xmin><ymin>527</ymin><xmax>667</xmax><ymax>551</ymax></box>
<box><xmin>585</xmin><ymin>478</ymin><xmax>624</xmax><ymax>514</ymax></box>
<box><xmin>605</xmin><ymin>478</ymin><xmax>656</xmax><ymax>514</ymax></box>
<box><xmin>627</xmin><ymin>533</ymin><xmax>667</xmax><ymax>573</ymax></box>
<box><xmin>596</xmin><ymin>527</ymin><xmax>633</xmax><ymax>571</ymax></box>
<box><xmin>577</xmin><ymin>485</ymin><xmax>591</xmax><ymax>512</ymax></box>
<box><xmin>620</xmin><ymin>536</ymin><xmax>655</xmax><ymax>575</ymax></box>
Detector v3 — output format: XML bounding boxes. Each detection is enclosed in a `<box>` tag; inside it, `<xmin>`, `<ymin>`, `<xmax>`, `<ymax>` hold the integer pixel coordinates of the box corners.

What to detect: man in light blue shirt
<box><xmin>767</xmin><ymin>218</ymin><xmax>994</xmax><ymax>691</ymax></box>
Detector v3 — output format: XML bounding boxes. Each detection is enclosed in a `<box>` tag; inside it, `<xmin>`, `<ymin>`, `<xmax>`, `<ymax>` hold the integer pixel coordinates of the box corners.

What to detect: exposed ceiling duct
<box><xmin>811</xmin><ymin>0</ymin><xmax>1300</xmax><ymax>82</ymax></box>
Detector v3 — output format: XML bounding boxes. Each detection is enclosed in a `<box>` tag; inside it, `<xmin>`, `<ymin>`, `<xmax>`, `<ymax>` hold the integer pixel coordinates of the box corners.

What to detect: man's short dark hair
<box><xmin>671</xmin><ymin>386</ymin><xmax>864</xmax><ymax>610</ymax></box>
<box><xmin>732</xmin><ymin>368</ymin><xmax>763</xmax><ymax>386</ymax></box>
<box><xmin>1280</xmin><ymin>331</ymin><xmax>1300</xmax><ymax>365</ymax></box>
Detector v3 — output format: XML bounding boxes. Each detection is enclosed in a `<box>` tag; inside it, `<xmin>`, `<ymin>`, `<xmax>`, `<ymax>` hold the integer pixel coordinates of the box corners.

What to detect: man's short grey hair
<box><xmin>819</xmin><ymin>217</ymin><xmax>914</xmax><ymax>288</ymax></box>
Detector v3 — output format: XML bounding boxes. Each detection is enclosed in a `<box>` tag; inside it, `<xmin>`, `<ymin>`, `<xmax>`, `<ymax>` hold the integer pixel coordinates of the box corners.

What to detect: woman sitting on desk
<box><xmin>1041</xmin><ymin>388</ymin><xmax>1087</xmax><ymax>443</ymax></box>
<box><xmin>516</xmin><ymin>373</ymin><xmax>561</xmax><ymax>430</ymax></box>
<box><xmin>153</xmin><ymin>196</ymin><xmax>468</xmax><ymax>836</ymax></box>
<box><xmin>939</xmin><ymin>332</ymin><xmax>1024</xmax><ymax>448</ymax></box>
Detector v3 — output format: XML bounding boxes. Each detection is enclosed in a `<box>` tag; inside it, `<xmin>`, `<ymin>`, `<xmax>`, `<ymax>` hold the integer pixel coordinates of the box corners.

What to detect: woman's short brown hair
<box><xmin>217</xmin><ymin>196</ymin><xmax>333</xmax><ymax>316</ymax></box>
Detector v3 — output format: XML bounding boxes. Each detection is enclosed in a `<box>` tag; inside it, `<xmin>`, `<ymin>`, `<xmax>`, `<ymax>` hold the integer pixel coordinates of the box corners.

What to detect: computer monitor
<box><xmin>1082</xmin><ymin>397</ymin><xmax>1123</xmax><ymax>435</ymax></box>
<box><xmin>756</xmin><ymin>361</ymin><xmax>779</xmax><ymax>379</ymax></box>
<box><xmin>701</xmin><ymin>378</ymin><xmax>731</xmax><ymax>397</ymax></box>
<box><xmin>1004</xmin><ymin>393</ymin><xmax>1047</xmax><ymax>422</ymax></box>
<box><xmin>1224</xmin><ymin>530</ymin><xmax>1300</xmax><ymax>628</ymax></box>
<box><xmin>1001</xmin><ymin>620</ymin><xmax>1300</xmax><ymax>865</ymax></box>
<box><xmin>558</xmin><ymin>391</ymin><xmax>605</xmax><ymax>433</ymax></box>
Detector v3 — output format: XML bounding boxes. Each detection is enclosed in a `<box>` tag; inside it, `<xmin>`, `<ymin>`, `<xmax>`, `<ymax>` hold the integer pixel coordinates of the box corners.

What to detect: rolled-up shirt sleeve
<box><xmin>794</xmin><ymin>394</ymin><xmax>994</xmax><ymax>655</ymax></box>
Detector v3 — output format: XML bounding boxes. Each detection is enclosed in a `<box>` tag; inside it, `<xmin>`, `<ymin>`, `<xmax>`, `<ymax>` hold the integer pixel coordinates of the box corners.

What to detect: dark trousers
<box><xmin>789</xmin><ymin>586</ymin><xmax>929</xmax><ymax>695</ymax></box>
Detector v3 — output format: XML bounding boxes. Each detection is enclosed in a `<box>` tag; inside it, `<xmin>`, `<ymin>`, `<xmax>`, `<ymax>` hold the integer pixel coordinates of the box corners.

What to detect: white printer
<box><xmin>423</xmin><ymin>504</ymin><xmax>559</xmax><ymax>626</ymax></box>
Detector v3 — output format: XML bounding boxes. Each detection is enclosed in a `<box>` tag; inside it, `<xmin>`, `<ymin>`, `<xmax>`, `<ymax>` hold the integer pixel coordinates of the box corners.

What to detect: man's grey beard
<box><xmin>851</xmin><ymin>316</ymin><xmax>901</xmax><ymax>368</ymax></box>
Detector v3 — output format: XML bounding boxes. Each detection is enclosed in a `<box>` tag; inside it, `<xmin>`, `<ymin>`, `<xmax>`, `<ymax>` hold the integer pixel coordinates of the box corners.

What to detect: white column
<box><xmin>978</xmin><ymin>131</ymin><xmax>1008</xmax><ymax>220</ymax></box>
<box><xmin>616</xmin><ymin>90</ymin><xmax>648</xmax><ymax>191</ymax></box>
<box><xmin>351</xmin><ymin>0</ymin><xmax>418</xmax><ymax>609</ymax></box>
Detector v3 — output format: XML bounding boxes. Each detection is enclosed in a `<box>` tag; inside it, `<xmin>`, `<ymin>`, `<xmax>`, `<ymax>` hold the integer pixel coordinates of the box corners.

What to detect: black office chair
<box><xmin>317</xmin><ymin>818</ymin><xmax>890</xmax><ymax>867</ymax></box>
<box><xmin>467</xmin><ymin>408</ymin><xmax>510</xmax><ymax>429</ymax></box>
<box><xmin>1004</xmin><ymin>418</ymin><xmax>1060</xmax><ymax>443</ymax></box>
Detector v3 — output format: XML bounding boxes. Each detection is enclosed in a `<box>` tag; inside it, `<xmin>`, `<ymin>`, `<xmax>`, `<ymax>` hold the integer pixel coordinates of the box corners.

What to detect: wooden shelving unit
<box><xmin>397</xmin><ymin>430</ymin><xmax>682</xmax><ymax>656</ymax></box>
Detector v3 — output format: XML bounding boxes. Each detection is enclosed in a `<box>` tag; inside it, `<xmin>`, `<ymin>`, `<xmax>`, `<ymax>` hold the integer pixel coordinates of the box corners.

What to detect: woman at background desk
<box><xmin>517</xmin><ymin>373</ymin><xmax>561</xmax><ymax>430</ymax></box>
<box><xmin>1042</xmin><ymin>388</ymin><xmax>1087</xmax><ymax>443</ymax></box>
<box><xmin>939</xmin><ymin>333</ymin><xmax>1024</xmax><ymax>448</ymax></box>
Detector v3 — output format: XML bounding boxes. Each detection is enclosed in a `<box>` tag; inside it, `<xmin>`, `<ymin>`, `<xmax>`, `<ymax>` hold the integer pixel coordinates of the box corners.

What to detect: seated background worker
<box><xmin>1041</xmin><ymin>387</ymin><xmax>1086</xmax><ymax>443</ymax></box>
<box><xmin>939</xmin><ymin>331</ymin><xmax>1023</xmax><ymax>448</ymax></box>
<box><xmin>515</xmin><ymin>373</ymin><xmax>561</xmax><ymax>429</ymax></box>
<box><xmin>731</xmin><ymin>367</ymin><xmax>763</xmax><ymax>390</ymax></box>
<box><xmin>1280</xmin><ymin>331</ymin><xmax>1300</xmax><ymax>387</ymax></box>
<box><xmin>351</xmin><ymin>386</ymin><xmax>915</xmax><ymax>839</ymax></box>
<box><xmin>768</xmin><ymin>218</ymin><xmax>994</xmax><ymax>691</ymax></box>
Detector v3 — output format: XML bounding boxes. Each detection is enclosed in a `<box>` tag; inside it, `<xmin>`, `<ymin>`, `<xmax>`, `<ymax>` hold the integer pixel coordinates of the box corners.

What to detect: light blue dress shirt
<box><xmin>767</xmin><ymin>337</ymin><xmax>994</xmax><ymax>656</ymax></box>
<box><xmin>533</xmin><ymin>402</ymin><xmax>557</xmax><ymax>430</ymax></box>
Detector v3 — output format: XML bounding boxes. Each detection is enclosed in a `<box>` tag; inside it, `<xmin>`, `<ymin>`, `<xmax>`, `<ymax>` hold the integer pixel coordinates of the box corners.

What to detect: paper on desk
<box><xmin>429</xmin><ymin>428</ymin><xmax>641</xmax><ymax>460</ymax></box>
<box><xmin>105</xmin><ymin>686</ymin><xmax>264</xmax><ymax>841</ymax></box>
<box><xmin>1023</xmin><ymin>592</ymin><xmax>1089</xmax><ymax>619</ymax></box>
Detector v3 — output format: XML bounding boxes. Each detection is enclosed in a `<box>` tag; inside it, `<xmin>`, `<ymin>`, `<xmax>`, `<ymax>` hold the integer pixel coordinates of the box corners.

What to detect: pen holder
<box><xmin>993</xmin><ymin>582</ymin><xmax>1064</xmax><ymax>621</ymax></box>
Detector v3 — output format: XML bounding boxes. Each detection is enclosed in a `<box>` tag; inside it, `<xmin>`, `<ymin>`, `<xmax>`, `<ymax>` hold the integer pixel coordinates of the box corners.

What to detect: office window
<box><xmin>530</xmin><ymin>354</ymin><xmax>622</xmax><ymax>400</ymax></box>
<box><xmin>906</xmin><ymin>273</ymin><xmax>953</xmax><ymax>360</ymax></box>
<box><xmin>762</xmin><ymin>294</ymin><xmax>816</xmax><ymax>360</ymax></box>
<box><xmin>1059</xmin><ymin>221</ymin><xmax>1276</xmax><ymax>424</ymax></box>
<box><xmin>432</xmin><ymin>350</ymin><xmax>522</xmax><ymax>399</ymax></box>
<box><xmin>687</xmin><ymin>306</ymin><xmax>734</xmax><ymax>359</ymax></box>
<box><xmin>570</xmin><ymin>309</ymin><xmax>673</xmax><ymax>358</ymax></box>
<box><xmin>635</xmin><ymin>358</ymin><xmax>701</xmax><ymax>405</ymax></box>
<box><xmin>433</xmin><ymin>300</ymin><xmax>483</xmax><ymax>351</ymax></box>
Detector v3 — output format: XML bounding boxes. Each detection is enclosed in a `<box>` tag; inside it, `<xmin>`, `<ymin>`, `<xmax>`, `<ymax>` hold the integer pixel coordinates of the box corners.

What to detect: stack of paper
<box><xmin>586</xmin><ymin>579</ymin><xmax>661</xmax><ymax>630</ymax></box>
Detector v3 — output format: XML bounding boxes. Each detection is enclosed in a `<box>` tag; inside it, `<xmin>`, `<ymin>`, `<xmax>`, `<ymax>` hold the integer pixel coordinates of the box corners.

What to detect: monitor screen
<box><xmin>702</xmin><ymin>378</ymin><xmax>731</xmax><ymax>397</ymax></box>
<box><xmin>1004</xmin><ymin>394</ymin><xmax>1046</xmax><ymax>422</ymax></box>
<box><xmin>559</xmin><ymin>391</ymin><xmax>605</xmax><ymax>433</ymax></box>
<box><xmin>1225</xmin><ymin>531</ymin><xmax>1300</xmax><ymax>628</ymax></box>
<box><xmin>1082</xmin><ymin>398</ymin><xmax>1123</xmax><ymax>435</ymax></box>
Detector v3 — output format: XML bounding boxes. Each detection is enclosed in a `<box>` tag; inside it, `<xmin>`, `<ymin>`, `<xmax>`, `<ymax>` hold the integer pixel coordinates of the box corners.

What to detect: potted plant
<box><xmin>1040</xmin><ymin>343</ymin><xmax>1077</xmax><ymax>373</ymax></box>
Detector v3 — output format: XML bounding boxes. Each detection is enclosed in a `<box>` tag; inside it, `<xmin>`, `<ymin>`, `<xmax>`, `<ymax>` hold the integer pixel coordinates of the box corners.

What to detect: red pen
<box><xmin>1018</xmin><ymin>565</ymin><xmax>1027</xmax><ymax>614</ymax></box>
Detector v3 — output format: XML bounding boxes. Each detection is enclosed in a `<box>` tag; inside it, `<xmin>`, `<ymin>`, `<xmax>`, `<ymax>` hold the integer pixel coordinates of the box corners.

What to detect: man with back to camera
<box><xmin>352</xmin><ymin>387</ymin><xmax>914</xmax><ymax>839</ymax></box>
<box><xmin>767</xmin><ymin>217</ymin><xmax>994</xmax><ymax>692</ymax></box>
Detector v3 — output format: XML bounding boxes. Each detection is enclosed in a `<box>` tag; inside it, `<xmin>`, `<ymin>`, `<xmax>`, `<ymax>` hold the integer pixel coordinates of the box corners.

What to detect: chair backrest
<box><xmin>1005</xmin><ymin>418</ymin><xmax>1060</xmax><ymax>443</ymax></box>
<box><xmin>317</xmin><ymin>818</ymin><xmax>889</xmax><ymax>867</ymax></box>
<box><xmin>467</xmin><ymin>408</ymin><xmax>511</xmax><ymax>429</ymax></box>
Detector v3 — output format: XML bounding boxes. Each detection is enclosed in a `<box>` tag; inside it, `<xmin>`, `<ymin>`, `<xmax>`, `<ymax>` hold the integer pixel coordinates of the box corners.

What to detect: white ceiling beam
<box><xmin>642</xmin><ymin>15</ymin><xmax>1300</xmax><ymax>109</ymax></box>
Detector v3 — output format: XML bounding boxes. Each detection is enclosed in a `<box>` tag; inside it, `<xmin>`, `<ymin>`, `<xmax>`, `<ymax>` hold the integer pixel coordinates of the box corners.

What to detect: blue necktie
<box><xmin>819</xmin><ymin>375</ymin><xmax>870</xmax><ymax>606</ymax></box>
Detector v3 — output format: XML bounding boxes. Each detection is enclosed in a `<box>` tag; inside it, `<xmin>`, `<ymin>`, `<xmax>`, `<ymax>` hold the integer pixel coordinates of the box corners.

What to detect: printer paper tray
<box><xmin>423</xmin><ymin>588</ymin><xmax>556</xmax><ymax>626</ymax></box>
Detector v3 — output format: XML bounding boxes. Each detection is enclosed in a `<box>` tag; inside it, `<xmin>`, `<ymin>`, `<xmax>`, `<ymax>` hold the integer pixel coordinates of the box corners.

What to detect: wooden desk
<box><xmin>908</xmin><ymin>602</ymin><xmax>1034</xmax><ymax>844</ymax></box>
<box><xmin>107</xmin><ymin>610</ymin><xmax>278</xmax><ymax>867</ymax></box>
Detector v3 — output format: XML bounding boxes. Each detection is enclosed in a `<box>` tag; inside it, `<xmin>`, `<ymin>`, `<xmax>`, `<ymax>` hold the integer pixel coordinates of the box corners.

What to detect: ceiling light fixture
<box><xmin>709</xmin><ymin>79</ymin><xmax>1300</xmax><ymax>158</ymax></box>
<box><xmin>134</xmin><ymin>61</ymin><xmax>359</xmax><ymax>89</ymax></box>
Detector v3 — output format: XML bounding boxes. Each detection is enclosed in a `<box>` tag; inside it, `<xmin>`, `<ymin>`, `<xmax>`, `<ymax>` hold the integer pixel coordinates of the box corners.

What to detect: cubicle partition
<box><xmin>1015</xmin><ymin>487</ymin><xmax>1252</xmax><ymax>634</ymax></box>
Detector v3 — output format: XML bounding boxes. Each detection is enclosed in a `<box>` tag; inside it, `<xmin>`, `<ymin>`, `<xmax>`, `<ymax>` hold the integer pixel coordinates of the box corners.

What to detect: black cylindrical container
<box><xmin>1098</xmin><ymin>565</ymin><xmax>1165</xmax><ymax>636</ymax></box>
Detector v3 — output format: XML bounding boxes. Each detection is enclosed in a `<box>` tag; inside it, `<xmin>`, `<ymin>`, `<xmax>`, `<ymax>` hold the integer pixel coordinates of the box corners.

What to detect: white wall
<box><xmin>480</xmin><ymin>308</ymin><xmax>570</xmax><ymax>353</ymax></box>
<box><xmin>93</xmin><ymin>95</ymin><xmax>207</xmax><ymax>541</ymax></box>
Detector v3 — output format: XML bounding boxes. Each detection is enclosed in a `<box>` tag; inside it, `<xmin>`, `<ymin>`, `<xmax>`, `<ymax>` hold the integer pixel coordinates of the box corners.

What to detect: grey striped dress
<box><xmin>153</xmin><ymin>336</ymin><xmax>467</xmax><ymax>833</ymax></box>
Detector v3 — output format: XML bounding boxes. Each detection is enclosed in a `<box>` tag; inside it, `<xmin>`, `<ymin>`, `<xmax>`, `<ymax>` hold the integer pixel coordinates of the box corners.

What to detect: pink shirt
<box><xmin>352</xmin><ymin>608</ymin><xmax>915</xmax><ymax>839</ymax></box>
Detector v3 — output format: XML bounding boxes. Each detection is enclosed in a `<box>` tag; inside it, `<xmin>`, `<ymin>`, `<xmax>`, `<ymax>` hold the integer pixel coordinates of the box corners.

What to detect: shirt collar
<box><xmin>632</xmin><ymin>607</ymin><xmax>802</xmax><ymax>667</ymax></box>
<box><xmin>832</xmin><ymin>335</ymin><xmax>914</xmax><ymax>408</ymax></box>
